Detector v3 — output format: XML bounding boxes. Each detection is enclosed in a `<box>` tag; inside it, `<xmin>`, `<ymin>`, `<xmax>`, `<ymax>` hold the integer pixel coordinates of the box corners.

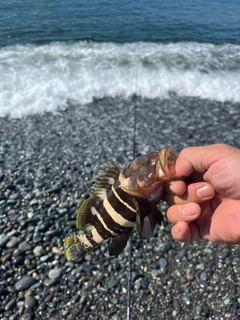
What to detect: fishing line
<box><xmin>126</xmin><ymin>67</ymin><xmax>138</xmax><ymax>320</ymax></box>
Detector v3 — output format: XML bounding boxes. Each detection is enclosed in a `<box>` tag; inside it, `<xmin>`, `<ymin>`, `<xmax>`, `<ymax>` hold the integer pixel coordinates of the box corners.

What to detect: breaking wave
<box><xmin>1</xmin><ymin>41</ymin><xmax>240</xmax><ymax>117</ymax></box>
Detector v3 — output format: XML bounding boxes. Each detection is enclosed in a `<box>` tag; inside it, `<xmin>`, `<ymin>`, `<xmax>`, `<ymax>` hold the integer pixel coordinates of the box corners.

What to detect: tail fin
<box><xmin>64</xmin><ymin>234</ymin><xmax>93</xmax><ymax>261</ymax></box>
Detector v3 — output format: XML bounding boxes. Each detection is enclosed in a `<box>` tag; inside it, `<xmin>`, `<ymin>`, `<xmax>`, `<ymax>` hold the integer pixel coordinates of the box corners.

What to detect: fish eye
<box><xmin>141</xmin><ymin>157</ymin><xmax>150</xmax><ymax>166</ymax></box>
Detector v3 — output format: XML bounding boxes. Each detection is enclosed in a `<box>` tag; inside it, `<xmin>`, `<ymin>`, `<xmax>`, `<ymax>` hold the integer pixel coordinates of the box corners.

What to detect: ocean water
<box><xmin>1</xmin><ymin>0</ymin><xmax>240</xmax><ymax>117</ymax></box>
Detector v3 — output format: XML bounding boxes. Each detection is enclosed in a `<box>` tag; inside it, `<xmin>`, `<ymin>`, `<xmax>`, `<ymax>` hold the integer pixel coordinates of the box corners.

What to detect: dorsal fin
<box><xmin>91</xmin><ymin>162</ymin><xmax>120</xmax><ymax>196</ymax></box>
<box><xmin>76</xmin><ymin>162</ymin><xmax>120</xmax><ymax>232</ymax></box>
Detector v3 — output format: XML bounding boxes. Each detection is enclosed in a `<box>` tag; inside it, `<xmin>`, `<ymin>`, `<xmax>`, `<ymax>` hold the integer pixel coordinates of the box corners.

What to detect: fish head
<box><xmin>120</xmin><ymin>148</ymin><xmax>180</xmax><ymax>197</ymax></box>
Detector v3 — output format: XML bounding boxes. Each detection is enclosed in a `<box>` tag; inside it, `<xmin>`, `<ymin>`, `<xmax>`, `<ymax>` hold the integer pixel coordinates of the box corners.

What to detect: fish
<box><xmin>64</xmin><ymin>147</ymin><xmax>181</xmax><ymax>261</ymax></box>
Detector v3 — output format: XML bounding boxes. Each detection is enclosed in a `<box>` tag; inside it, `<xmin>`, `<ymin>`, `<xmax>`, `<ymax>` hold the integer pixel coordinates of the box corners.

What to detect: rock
<box><xmin>6</xmin><ymin>236</ymin><xmax>19</xmax><ymax>248</ymax></box>
<box><xmin>24</xmin><ymin>295</ymin><xmax>38</xmax><ymax>309</ymax></box>
<box><xmin>15</xmin><ymin>276</ymin><xmax>37</xmax><ymax>291</ymax></box>
<box><xmin>48</xmin><ymin>268</ymin><xmax>63</xmax><ymax>279</ymax></box>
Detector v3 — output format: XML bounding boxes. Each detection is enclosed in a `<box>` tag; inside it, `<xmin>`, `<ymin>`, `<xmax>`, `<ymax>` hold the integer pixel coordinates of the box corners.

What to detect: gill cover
<box><xmin>119</xmin><ymin>148</ymin><xmax>179</xmax><ymax>197</ymax></box>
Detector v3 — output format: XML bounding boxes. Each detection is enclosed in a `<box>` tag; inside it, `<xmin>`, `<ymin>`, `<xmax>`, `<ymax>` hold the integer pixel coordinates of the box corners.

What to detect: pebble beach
<box><xmin>1</xmin><ymin>96</ymin><xmax>240</xmax><ymax>320</ymax></box>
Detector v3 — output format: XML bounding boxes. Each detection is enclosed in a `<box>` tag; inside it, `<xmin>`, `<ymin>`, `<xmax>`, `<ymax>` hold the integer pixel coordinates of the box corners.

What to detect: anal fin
<box><xmin>108</xmin><ymin>232</ymin><xmax>131</xmax><ymax>256</ymax></box>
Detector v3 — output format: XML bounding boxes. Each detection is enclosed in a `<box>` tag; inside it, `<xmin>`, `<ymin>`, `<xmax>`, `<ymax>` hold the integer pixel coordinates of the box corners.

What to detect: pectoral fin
<box><xmin>141</xmin><ymin>207</ymin><xmax>163</xmax><ymax>238</ymax></box>
<box><xmin>152</xmin><ymin>206</ymin><xmax>163</xmax><ymax>226</ymax></box>
<box><xmin>108</xmin><ymin>232</ymin><xmax>132</xmax><ymax>256</ymax></box>
<box><xmin>134</xmin><ymin>199</ymin><xmax>145</xmax><ymax>236</ymax></box>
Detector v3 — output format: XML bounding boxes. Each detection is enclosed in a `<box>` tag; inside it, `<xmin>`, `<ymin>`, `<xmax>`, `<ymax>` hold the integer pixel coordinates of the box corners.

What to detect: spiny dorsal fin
<box><xmin>91</xmin><ymin>162</ymin><xmax>120</xmax><ymax>196</ymax></box>
<box><xmin>76</xmin><ymin>162</ymin><xmax>120</xmax><ymax>231</ymax></box>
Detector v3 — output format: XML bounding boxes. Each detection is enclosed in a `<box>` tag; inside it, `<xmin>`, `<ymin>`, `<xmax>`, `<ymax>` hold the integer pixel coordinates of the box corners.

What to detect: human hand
<box><xmin>164</xmin><ymin>144</ymin><xmax>240</xmax><ymax>244</ymax></box>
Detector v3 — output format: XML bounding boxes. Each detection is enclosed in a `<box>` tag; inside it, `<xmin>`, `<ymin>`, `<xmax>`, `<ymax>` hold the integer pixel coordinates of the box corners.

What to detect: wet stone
<box><xmin>38</xmin><ymin>221</ymin><xmax>51</xmax><ymax>232</ymax></box>
<box><xmin>15</xmin><ymin>276</ymin><xmax>37</xmax><ymax>291</ymax></box>
<box><xmin>0</xmin><ymin>236</ymin><xmax>9</xmax><ymax>248</ymax></box>
<box><xmin>198</xmin><ymin>279</ymin><xmax>207</xmax><ymax>289</ymax></box>
<box><xmin>1</xmin><ymin>252</ymin><xmax>12</xmax><ymax>263</ymax></box>
<box><xmin>82</xmin><ymin>263</ymin><xmax>95</xmax><ymax>273</ymax></box>
<box><xmin>5</xmin><ymin>298</ymin><xmax>17</xmax><ymax>311</ymax></box>
<box><xmin>15</xmin><ymin>177</ymin><xmax>25</xmax><ymax>185</ymax></box>
<box><xmin>68</xmin><ymin>274</ymin><xmax>78</xmax><ymax>283</ymax></box>
<box><xmin>141</xmin><ymin>279</ymin><xmax>149</xmax><ymax>290</ymax></box>
<box><xmin>45</xmin><ymin>186</ymin><xmax>62</xmax><ymax>194</ymax></box>
<box><xmin>159</xmin><ymin>257</ymin><xmax>168</xmax><ymax>268</ymax></box>
<box><xmin>173</xmin><ymin>297</ymin><xmax>181</xmax><ymax>312</ymax></box>
<box><xmin>201</xmin><ymin>305</ymin><xmax>210</xmax><ymax>317</ymax></box>
<box><xmin>217</xmin><ymin>251</ymin><xmax>229</xmax><ymax>260</ymax></box>
<box><xmin>6</xmin><ymin>236</ymin><xmax>19</xmax><ymax>248</ymax></box>
<box><xmin>182</xmin><ymin>295</ymin><xmax>191</xmax><ymax>306</ymax></box>
<box><xmin>57</xmin><ymin>208</ymin><xmax>68</xmax><ymax>215</ymax></box>
<box><xmin>18</xmin><ymin>241</ymin><xmax>32</xmax><ymax>252</ymax></box>
<box><xmin>44</xmin><ymin>278</ymin><xmax>58</xmax><ymax>287</ymax></box>
<box><xmin>106</xmin><ymin>279</ymin><xmax>119</xmax><ymax>289</ymax></box>
<box><xmin>12</xmin><ymin>248</ymin><xmax>22</xmax><ymax>258</ymax></box>
<box><xmin>45</xmin><ymin>229</ymin><xmax>59</xmax><ymax>237</ymax></box>
<box><xmin>29</xmin><ymin>198</ymin><xmax>38</xmax><ymax>206</ymax></box>
<box><xmin>12</xmin><ymin>255</ymin><xmax>24</xmax><ymax>266</ymax></box>
<box><xmin>19</xmin><ymin>314</ymin><xmax>33</xmax><ymax>320</ymax></box>
<box><xmin>161</xmin><ymin>241</ymin><xmax>172</xmax><ymax>252</ymax></box>
<box><xmin>196</xmin><ymin>305</ymin><xmax>202</xmax><ymax>315</ymax></box>
<box><xmin>33</xmin><ymin>245</ymin><xmax>43</xmax><ymax>257</ymax></box>
<box><xmin>24</xmin><ymin>295</ymin><xmax>38</xmax><ymax>309</ymax></box>
<box><xmin>6</xmin><ymin>184</ymin><xmax>17</xmax><ymax>191</ymax></box>
<box><xmin>224</xmin><ymin>298</ymin><xmax>230</xmax><ymax>305</ymax></box>
<box><xmin>48</xmin><ymin>268</ymin><xmax>63</xmax><ymax>279</ymax></box>
<box><xmin>32</xmin><ymin>233</ymin><xmax>43</xmax><ymax>244</ymax></box>
<box><xmin>0</xmin><ymin>286</ymin><xmax>9</xmax><ymax>295</ymax></box>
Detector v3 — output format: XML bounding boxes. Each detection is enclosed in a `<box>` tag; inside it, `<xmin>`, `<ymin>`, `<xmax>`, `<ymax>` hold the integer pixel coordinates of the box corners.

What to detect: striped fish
<box><xmin>64</xmin><ymin>147</ymin><xmax>181</xmax><ymax>261</ymax></box>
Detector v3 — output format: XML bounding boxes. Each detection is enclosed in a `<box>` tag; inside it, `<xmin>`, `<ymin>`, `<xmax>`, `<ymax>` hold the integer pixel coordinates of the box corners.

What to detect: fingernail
<box><xmin>181</xmin><ymin>203</ymin><xmax>196</xmax><ymax>216</ymax></box>
<box><xmin>196</xmin><ymin>185</ymin><xmax>212</xmax><ymax>200</ymax></box>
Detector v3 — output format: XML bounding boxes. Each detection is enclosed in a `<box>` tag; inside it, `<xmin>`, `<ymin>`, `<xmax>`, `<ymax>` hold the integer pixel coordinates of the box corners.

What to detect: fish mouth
<box><xmin>156</xmin><ymin>147</ymin><xmax>178</xmax><ymax>178</ymax></box>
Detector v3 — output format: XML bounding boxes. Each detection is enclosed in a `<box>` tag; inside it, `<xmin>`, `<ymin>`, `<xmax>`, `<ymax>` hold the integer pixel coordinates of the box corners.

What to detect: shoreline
<box><xmin>0</xmin><ymin>96</ymin><xmax>240</xmax><ymax>319</ymax></box>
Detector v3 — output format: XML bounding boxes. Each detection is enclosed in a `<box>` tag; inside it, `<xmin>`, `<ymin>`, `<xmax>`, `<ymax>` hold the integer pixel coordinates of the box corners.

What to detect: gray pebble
<box><xmin>182</xmin><ymin>295</ymin><xmax>191</xmax><ymax>306</ymax></box>
<box><xmin>6</xmin><ymin>236</ymin><xmax>19</xmax><ymax>248</ymax></box>
<box><xmin>33</xmin><ymin>245</ymin><xmax>43</xmax><ymax>256</ymax></box>
<box><xmin>173</xmin><ymin>297</ymin><xmax>181</xmax><ymax>312</ymax></box>
<box><xmin>159</xmin><ymin>257</ymin><xmax>168</xmax><ymax>268</ymax></box>
<box><xmin>15</xmin><ymin>276</ymin><xmax>37</xmax><ymax>291</ymax></box>
<box><xmin>48</xmin><ymin>268</ymin><xmax>63</xmax><ymax>279</ymax></box>
<box><xmin>224</xmin><ymin>298</ymin><xmax>230</xmax><ymax>305</ymax></box>
<box><xmin>0</xmin><ymin>235</ymin><xmax>9</xmax><ymax>248</ymax></box>
<box><xmin>0</xmin><ymin>286</ymin><xmax>9</xmax><ymax>295</ymax></box>
<box><xmin>44</xmin><ymin>278</ymin><xmax>58</xmax><ymax>287</ymax></box>
<box><xmin>217</xmin><ymin>251</ymin><xmax>229</xmax><ymax>260</ymax></box>
<box><xmin>5</xmin><ymin>298</ymin><xmax>16</xmax><ymax>311</ymax></box>
<box><xmin>32</xmin><ymin>232</ymin><xmax>43</xmax><ymax>244</ymax></box>
<box><xmin>18</xmin><ymin>241</ymin><xmax>32</xmax><ymax>252</ymax></box>
<box><xmin>19</xmin><ymin>314</ymin><xmax>33</xmax><ymax>320</ymax></box>
<box><xmin>29</xmin><ymin>198</ymin><xmax>38</xmax><ymax>206</ymax></box>
<box><xmin>25</xmin><ymin>295</ymin><xmax>38</xmax><ymax>309</ymax></box>
<box><xmin>106</xmin><ymin>279</ymin><xmax>119</xmax><ymax>289</ymax></box>
<box><xmin>161</xmin><ymin>241</ymin><xmax>172</xmax><ymax>252</ymax></box>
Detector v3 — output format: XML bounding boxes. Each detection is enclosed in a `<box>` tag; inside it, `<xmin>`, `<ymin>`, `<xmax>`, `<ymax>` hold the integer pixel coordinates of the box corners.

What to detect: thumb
<box><xmin>175</xmin><ymin>144</ymin><xmax>224</xmax><ymax>177</ymax></box>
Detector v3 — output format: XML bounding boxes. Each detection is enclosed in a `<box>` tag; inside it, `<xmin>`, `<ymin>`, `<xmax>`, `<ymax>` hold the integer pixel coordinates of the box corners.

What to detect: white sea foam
<box><xmin>1</xmin><ymin>41</ymin><xmax>240</xmax><ymax>118</ymax></box>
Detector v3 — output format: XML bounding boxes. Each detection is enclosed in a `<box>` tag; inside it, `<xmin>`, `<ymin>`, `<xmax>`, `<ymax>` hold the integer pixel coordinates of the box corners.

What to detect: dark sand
<box><xmin>0</xmin><ymin>96</ymin><xmax>240</xmax><ymax>319</ymax></box>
